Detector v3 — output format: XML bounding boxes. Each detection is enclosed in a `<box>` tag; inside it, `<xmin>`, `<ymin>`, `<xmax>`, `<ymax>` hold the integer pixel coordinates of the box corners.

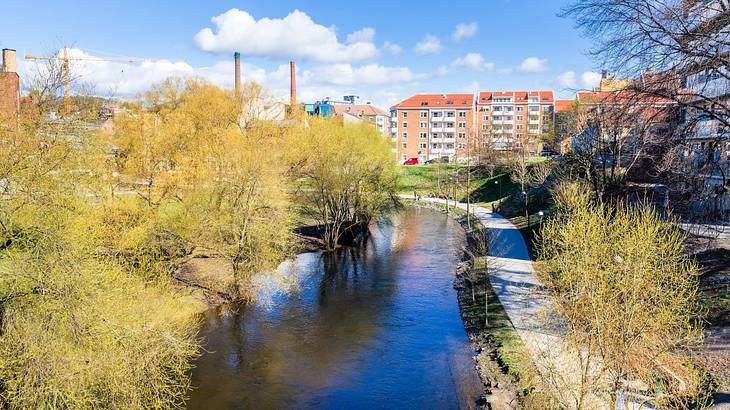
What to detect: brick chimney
<box><xmin>290</xmin><ymin>61</ymin><xmax>296</xmax><ymax>108</ymax></box>
<box><xmin>601</xmin><ymin>69</ymin><xmax>607</xmax><ymax>79</ymax></box>
<box><xmin>0</xmin><ymin>48</ymin><xmax>19</xmax><ymax>128</ymax></box>
<box><xmin>234</xmin><ymin>52</ymin><xmax>241</xmax><ymax>95</ymax></box>
<box><xmin>2</xmin><ymin>49</ymin><xmax>17</xmax><ymax>73</ymax></box>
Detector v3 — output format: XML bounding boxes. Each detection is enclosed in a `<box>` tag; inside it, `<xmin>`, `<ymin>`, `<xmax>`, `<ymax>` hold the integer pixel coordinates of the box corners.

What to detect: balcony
<box><xmin>443</xmin><ymin>127</ymin><xmax>456</xmax><ymax>133</ymax></box>
<box><xmin>432</xmin><ymin>137</ymin><xmax>456</xmax><ymax>143</ymax></box>
<box><xmin>431</xmin><ymin>126</ymin><xmax>444</xmax><ymax>132</ymax></box>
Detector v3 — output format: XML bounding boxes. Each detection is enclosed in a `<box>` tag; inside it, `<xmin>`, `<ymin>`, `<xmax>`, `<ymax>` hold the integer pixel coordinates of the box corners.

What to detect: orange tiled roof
<box><xmin>392</xmin><ymin>94</ymin><xmax>474</xmax><ymax>109</ymax></box>
<box><xmin>555</xmin><ymin>99</ymin><xmax>574</xmax><ymax>112</ymax></box>
<box><xmin>332</xmin><ymin>103</ymin><xmax>387</xmax><ymax>117</ymax></box>
<box><xmin>576</xmin><ymin>90</ymin><xmax>675</xmax><ymax>105</ymax></box>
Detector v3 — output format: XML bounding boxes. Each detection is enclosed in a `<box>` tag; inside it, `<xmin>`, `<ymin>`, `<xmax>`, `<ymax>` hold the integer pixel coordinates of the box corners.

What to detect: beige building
<box><xmin>331</xmin><ymin>102</ymin><xmax>390</xmax><ymax>135</ymax></box>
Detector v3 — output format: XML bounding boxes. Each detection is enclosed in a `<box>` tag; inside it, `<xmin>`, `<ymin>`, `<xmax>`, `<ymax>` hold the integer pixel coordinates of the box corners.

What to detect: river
<box><xmin>187</xmin><ymin>207</ymin><xmax>484</xmax><ymax>409</ymax></box>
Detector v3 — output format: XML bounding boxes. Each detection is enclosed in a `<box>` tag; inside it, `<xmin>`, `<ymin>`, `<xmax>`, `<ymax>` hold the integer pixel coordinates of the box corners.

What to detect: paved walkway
<box><xmin>405</xmin><ymin>195</ymin><xmax>610</xmax><ymax>408</ymax></box>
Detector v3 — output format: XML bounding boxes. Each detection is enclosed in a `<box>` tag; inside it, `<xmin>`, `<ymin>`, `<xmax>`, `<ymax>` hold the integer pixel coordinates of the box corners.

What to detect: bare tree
<box><xmin>562</xmin><ymin>0</ymin><xmax>729</xmax><ymax>220</ymax></box>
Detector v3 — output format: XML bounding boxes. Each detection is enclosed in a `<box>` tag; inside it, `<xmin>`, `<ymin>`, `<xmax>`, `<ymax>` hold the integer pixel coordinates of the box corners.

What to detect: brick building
<box><xmin>475</xmin><ymin>91</ymin><xmax>554</xmax><ymax>155</ymax></box>
<box><xmin>389</xmin><ymin>94</ymin><xmax>474</xmax><ymax>163</ymax></box>
<box><xmin>389</xmin><ymin>91</ymin><xmax>553</xmax><ymax>163</ymax></box>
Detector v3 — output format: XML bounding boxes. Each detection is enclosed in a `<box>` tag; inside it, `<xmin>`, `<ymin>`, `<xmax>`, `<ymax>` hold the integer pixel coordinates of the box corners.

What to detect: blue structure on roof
<box><xmin>305</xmin><ymin>100</ymin><xmax>336</xmax><ymax>117</ymax></box>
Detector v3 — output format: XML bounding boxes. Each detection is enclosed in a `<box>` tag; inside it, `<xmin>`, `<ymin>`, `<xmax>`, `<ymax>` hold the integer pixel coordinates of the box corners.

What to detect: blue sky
<box><xmin>2</xmin><ymin>0</ymin><xmax>602</xmax><ymax>107</ymax></box>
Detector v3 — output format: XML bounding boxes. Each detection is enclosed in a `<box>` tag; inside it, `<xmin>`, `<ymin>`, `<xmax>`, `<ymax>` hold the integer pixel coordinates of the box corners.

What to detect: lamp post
<box><xmin>538</xmin><ymin>210</ymin><xmax>544</xmax><ymax>226</ymax></box>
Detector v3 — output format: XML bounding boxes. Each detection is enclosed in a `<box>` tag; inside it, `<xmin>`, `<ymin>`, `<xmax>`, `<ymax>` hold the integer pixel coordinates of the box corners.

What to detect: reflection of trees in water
<box><xmin>187</xmin><ymin>210</ymin><xmax>463</xmax><ymax>409</ymax></box>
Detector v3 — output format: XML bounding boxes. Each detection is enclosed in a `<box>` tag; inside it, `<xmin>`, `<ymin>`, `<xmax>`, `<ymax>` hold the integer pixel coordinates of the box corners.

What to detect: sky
<box><xmin>2</xmin><ymin>0</ymin><xmax>603</xmax><ymax>108</ymax></box>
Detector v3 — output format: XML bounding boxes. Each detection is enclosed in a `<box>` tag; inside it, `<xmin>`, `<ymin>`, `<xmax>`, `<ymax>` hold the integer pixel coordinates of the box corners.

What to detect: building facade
<box><xmin>390</xmin><ymin>94</ymin><xmax>474</xmax><ymax>163</ymax></box>
<box><xmin>475</xmin><ymin>91</ymin><xmax>554</xmax><ymax>155</ymax></box>
<box><xmin>389</xmin><ymin>91</ymin><xmax>553</xmax><ymax>163</ymax></box>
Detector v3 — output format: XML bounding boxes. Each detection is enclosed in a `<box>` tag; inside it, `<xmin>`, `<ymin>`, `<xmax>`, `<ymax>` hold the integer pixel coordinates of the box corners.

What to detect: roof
<box><xmin>575</xmin><ymin>90</ymin><xmax>675</xmax><ymax>105</ymax></box>
<box><xmin>477</xmin><ymin>90</ymin><xmax>554</xmax><ymax>104</ymax></box>
<box><xmin>391</xmin><ymin>94</ymin><xmax>474</xmax><ymax>109</ymax></box>
<box><xmin>331</xmin><ymin>103</ymin><xmax>387</xmax><ymax>118</ymax></box>
<box><xmin>555</xmin><ymin>99</ymin><xmax>575</xmax><ymax>112</ymax></box>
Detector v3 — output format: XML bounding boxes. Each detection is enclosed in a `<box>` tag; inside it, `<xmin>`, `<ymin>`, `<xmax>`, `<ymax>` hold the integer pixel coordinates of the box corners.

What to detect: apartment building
<box><xmin>475</xmin><ymin>91</ymin><xmax>554</xmax><ymax>155</ymax></box>
<box><xmin>390</xmin><ymin>94</ymin><xmax>474</xmax><ymax>163</ymax></box>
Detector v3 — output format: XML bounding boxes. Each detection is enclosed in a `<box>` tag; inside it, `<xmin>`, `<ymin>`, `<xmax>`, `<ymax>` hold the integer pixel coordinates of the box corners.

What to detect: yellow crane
<box><xmin>24</xmin><ymin>45</ymin><xmax>145</xmax><ymax>114</ymax></box>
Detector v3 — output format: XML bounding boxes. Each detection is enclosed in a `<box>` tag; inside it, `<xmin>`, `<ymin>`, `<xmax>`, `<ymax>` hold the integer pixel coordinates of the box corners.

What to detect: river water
<box><xmin>187</xmin><ymin>208</ymin><xmax>483</xmax><ymax>409</ymax></box>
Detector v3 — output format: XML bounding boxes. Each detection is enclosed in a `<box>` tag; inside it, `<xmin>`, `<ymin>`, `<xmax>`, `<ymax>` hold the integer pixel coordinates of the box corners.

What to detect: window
<box><xmin>505</xmin><ymin>106</ymin><xmax>513</xmax><ymax>112</ymax></box>
<box><xmin>432</xmin><ymin>112</ymin><xmax>442</xmax><ymax>118</ymax></box>
<box><xmin>458</xmin><ymin>122</ymin><xmax>466</xmax><ymax>128</ymax></box>
<box><xmin>517</xmin><ymin>115</ymin><xmax>523</xmax><ymax>121</ymax></box>
<box><xmin>458</xmin><ymin>143</ymin><xmax>465</xmax><ymax>149</ymax></box>
<box><xmin>480</xmin><ymin>106</ymin><xmax>490</xmax><ymax>112</ymax></box>
<box><xmin>419</xmin><ymin>132</ymin><xmax>427</xmax><ymax>138</ymax></box>
<box><xmin>402</xmin><ymin>142</ymin><xmax>407</xmax><ymax>148</ymax></box>
<box><xmin>403</xmin><ymin>122</ymin><xmax>407</xmax><ymax>127</ymax></box>
<box><xmin>504</xmin><ymin>116</ymin><xmax>513</xmax><ymax>121</ymax></box>
<box><xmin>402</xmin><ymin>132</ymin><xmax>408</xmax><ymax>138</ymax></box>
<box><xmin>483</xmin><ymin>115</ymin><xmax>489</xmax><ymax>121</ymax></box>
<box><xmin>482</xmin><ymin>124</ymin><xmax>488</xmax><ymax>130</ymax></box>
<box><xmin>458</xmin><ymin>111</ymin><xmax>467</xmax><ymax>117</ymax></box>
<box><xmin>543</xmin><ymin>115</ymin><xmax>550</xmax><ymax>122</ymax></box>
<box><xmin>493</xmin><ymin>106</ymin><xmax>502</xmax><ymax>111</ymax></box>
<box><xmin>458</xmin><ymin>132</ymin><xmax>466</xmax><ymax>138</ymax></box>
<box><xmin>420</xmin><ymin>111</ymin><xmax>428</xmax><ymax>118</ymax></box>
<box><xmin>542</xmin><ymin>106</ymin><xmax>550</xmax><ymax>112</ymax></box>
<box><xmin>432</xmin><ymin>133</ymin><xmax>438</xmax><ymax>138</ymax></box>
<box><xmin>529</xmin><ymin>106</ymin><xmax>539</xmax><ymax>112</ymax></box>
<box><xmin>446</xmin><ymin>122</ymin><xmax>455</xmax><ymax>128</ymax></box>
<box><xmin>446</xmin><ymin>111</ymin><xmax>455</xmax><ymax>117</ymax></box>
<box><xmin>403</xmin><ymin>112</ymin><xmax>407</xmax><ymax>118</ymax></box>
<box><xmin>492</xmin><ymin>115</ymin><xmax>501</xmax><ymax>121</ymax></box>
<box><xmin>401</xmin><ymin>154</ymin><xmax>407</xmax><ymax>160</ymax></box>
<box><xmin>517</xmin><ymin>124</ymin><xmax>523</xmax><ymax>130</ymax></box>
<box><xmin>420</xmin><ymin>122</ymin><xmax>427</xmax><ymax>128</ymax></box>
<box><xmin>516</xmin><ymin>106</ymin><xmax>524</xmax><ymax>112</ymax></box>
<box><xmin>419</xmin><ymin>143</ymin><xmax>427</xmax><ymax>149</ymax></box>
<box><xmin>420</xmin><ymin>102</ymin><xmax>428</xmax><ymax>106</ymax></box>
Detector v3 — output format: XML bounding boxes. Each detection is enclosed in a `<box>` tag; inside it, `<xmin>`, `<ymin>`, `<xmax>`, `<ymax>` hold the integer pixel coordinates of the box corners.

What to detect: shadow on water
<box><xmin>187</xmin><ymin>208</ymin><xmax>483</xmax><ymax>410</ymax></box>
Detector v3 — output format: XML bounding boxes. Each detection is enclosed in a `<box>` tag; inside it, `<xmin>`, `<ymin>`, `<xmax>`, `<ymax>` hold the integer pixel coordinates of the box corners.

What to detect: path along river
<box><xmin>186</xmin><ymin>207</ymin><xmax>484</xmax><ymax>409</ymax></box>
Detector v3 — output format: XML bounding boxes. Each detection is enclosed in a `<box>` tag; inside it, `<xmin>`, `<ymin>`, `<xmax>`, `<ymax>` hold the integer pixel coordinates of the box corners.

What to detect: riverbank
<box><xmin>407</xmin><ymin>200</ymin><xmax>538</xmax><ymax>409</ymax></box>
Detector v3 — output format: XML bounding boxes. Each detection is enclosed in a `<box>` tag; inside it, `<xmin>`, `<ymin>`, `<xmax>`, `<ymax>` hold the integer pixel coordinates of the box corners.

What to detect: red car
<box><xmin>403</xmin><ymin>157</ymin><xmax>419</xmax><ymax>165</ymax></box>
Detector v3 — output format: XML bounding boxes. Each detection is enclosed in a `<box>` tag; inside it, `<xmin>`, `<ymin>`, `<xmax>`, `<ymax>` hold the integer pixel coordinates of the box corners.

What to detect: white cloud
<box><xmin>581</xmin><ymin>71</ymin><xmax>602</xmax><ymax>89</ymax></box>
<box><xmin>346</xmin><ymin>27</ymin><xmax>375</xmax><ymax>44</ymax></box>
<box><xmin>20</xmin><ymin>48</ymin><xmax>419</xmax><ymax>112</ymax></box>
<box><xmin>414</xmin><ymin>34</ymin><xmax>441</xmax><ymax>55</ymax></box>
<box><xmin>303</xmin><ymin>64</ymin><xmax>412</xmax><ymax>86</ymax></box>
<box><xmin>194</xmin><ymin>9</ymin><xmax>378</xmax><ymax>62</ymax></box>
<box><xmin>556</xmin><ymin>71</ymin><xmax>577</xmax><ymax>88</ymax></box>
<box><xmin>519</xmin><ymin>57</ymin><xmax>549</xmax><ymax>73</ymax></box>
<box><xmin>383</xmin><ymin>41</ymin><xmax>402</xmax><ymax>55</ymax></box>
<box><xmin>451</xmin><ymin>53</ymin><xmax>495</xmax><ymax>72</ymax></box>
<box><xmin>464</xmin><ymin>81</ymin><xmax>481</xmax><ymax>93</ymax></box>
<box><xmin>452</xmin><ymin>22</ymin><xmax>478</xmax><ymax>41</ymax></box>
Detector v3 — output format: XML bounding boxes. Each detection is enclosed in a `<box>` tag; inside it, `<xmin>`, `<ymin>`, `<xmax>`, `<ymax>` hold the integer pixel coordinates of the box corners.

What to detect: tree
<box><xmin>286</xmin><ymin>117</ymin><xmax>397</xmax><ymax>251</ymax></box>
<box><xmin>562</xmin><ymin>0</ymin><xmax>729</xmax><ymax>220</ymax></box>
<box><xmin>538</xmin><ymin>181</ymin><xmax>707</xmax><ymax>408</ymax></box>
<box><xmin>0</xmin><ymin>67</ymin><xmax>201</xmax><ymax>408</ymax></box>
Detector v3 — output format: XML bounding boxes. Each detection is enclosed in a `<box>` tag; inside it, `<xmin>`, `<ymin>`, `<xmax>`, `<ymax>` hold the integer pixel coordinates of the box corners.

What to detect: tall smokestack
<box><xmin>290</xmin><ymin>61</ymin><xmax>296</xmax><ymax>108</ymax></box>
<box><xmin>601</xmin><ymin>69</ymin><xmax>607</xmax><ymax>79</ymax></box>
<box><xmin>234</xmin><ymin>52</ymin><xmax>241</xmax><ymax>95</ymax></box>
<box><xmin>2</xmin><ymin>49</ymin><xmax>17</xmax><ymax>73</ymax></box>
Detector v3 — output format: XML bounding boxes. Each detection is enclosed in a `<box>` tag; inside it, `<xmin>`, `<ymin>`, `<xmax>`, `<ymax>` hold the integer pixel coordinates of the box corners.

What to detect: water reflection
<box><xmin>187</xmin><ymin>208</ymin><xmax>483</xmax><ymax>409</ymax></box>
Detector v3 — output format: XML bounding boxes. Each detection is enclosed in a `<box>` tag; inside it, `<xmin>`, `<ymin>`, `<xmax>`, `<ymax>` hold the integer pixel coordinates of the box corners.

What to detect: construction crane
<box><xmin>24</xmin><ymin>45</ymin><xmax>145</xmax><ymax>114</ymax></box>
